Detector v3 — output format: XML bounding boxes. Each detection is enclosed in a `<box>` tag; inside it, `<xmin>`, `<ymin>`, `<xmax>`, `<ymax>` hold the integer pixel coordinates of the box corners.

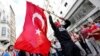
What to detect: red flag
<box><xmin>14</xmin><ymin>2</ymin><xmax>51</xmax><ymax>55</ymax></box>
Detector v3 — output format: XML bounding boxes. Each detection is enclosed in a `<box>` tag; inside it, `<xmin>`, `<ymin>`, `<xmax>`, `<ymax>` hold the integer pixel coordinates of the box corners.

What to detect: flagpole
<box><xmin>43</xmin><ymin>0</ymin><xmax>65</xmax><ymax>21</ymax></box>
<box><xmin>44</xmin><ymin>9</ymin><xmax>65</xmax><ymax>21</ymax></box>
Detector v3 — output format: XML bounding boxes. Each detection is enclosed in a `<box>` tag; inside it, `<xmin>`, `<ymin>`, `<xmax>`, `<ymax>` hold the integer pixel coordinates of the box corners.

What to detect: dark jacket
<box><xmin>49</xmin><ymin>15</ymin><xmax>71</xmax><ymax>44</ymax></box>
<box><xmin>49</xmin><ymin>15</ymin><xmax>81</xmax><ymax>56</ymax></box>
<box><xmin>18</xmin><ymin>50</ymin><xmax>26</xmax><ymax>56</ymax></box>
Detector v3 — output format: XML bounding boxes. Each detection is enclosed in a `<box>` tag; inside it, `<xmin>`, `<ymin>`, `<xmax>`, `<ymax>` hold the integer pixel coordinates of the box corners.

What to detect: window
<box><xmin>64</xmin><ymin>2</ymin><xmax>68</xmax><ymax>7</ymax></box>
<box><xmin>1</xmin><ymin>10</ymin><xmax>7</xmax><ymax>23</ymax></box>
<box><xmin>69</xmin><ymin>18</ymin><xmax>76</xmax><ymax>26</ymax></box>
<box><xmin>1</xmin><ymin>27</ymin><xmax>6</xmax><ymax>36</ymax></box>
<box><xmin>2</xmin><ymin>15</ymin><xmax>6</xmax><ymax>23</ymax></box>
<box><xmin>70</xmin><ymin>0</ymin><xmax>95</xmax><ymax>22</ymax></box>
<box><xmin>90</xmin><ymin>11</ymin><xmax>100</xmax><ymax>20</ymax></box>
<box><xmin>60</xmin><ymin>11</ymin><xmax>62</xmax><ymax>14</ymax></box>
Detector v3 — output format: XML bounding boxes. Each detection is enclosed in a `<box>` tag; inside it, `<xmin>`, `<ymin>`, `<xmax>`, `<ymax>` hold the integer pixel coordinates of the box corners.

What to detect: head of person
<box><xmin>54</xmin><ymin>20</ymin><xmax>61</xmax><ymax>28</ymax></box>
<box><xmin>7</xmin><ymin>45</ymin><xmax>14</xmax><ymax>51</ymax></box>
<box><xmin>54</xmin><ymin>19</ymin><xmax>71</xmax><ymax>29</ymax></box>
<box><xmin>97</xmin><ymin>20</ymin><xmax>100</xmax><ymax>23</ymax></box>
<box><xmin>83</xmin><ymin>24</ymin><xmax>88</xmax><ymax>28</ymax></box>
<box><xmin>88</xmin><ymin>22</ymin><xmax>95</xmax><ymax>27</ymax></box>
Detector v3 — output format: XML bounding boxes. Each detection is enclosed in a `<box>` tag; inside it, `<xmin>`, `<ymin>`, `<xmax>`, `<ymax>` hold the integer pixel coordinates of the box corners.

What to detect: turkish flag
<box><xmin>14</xmin><ymin>2</ymin><xmax>51</xmax><ymax>55</ymax></box>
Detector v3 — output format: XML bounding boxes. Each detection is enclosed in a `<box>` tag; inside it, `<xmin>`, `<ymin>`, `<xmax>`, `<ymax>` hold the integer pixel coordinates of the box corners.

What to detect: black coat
<box><xmin>49</xmin><ymin>15</ymin><xmax>81</xmax><ymax>56</ymax></box>
<box><xmin>18</xmin><ymin>50</ymin><xmax>26</xmax><ymax>56</ymax></box>
<box><xmin>49</xmin><ymin>15</ymin><xmax>72</xmax><ymax>43</ymax></box>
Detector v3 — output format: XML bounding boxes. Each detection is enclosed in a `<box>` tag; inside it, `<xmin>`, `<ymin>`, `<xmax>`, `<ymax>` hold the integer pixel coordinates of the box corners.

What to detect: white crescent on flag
<box><xmin>32</xmin><ymin>13</ymin><xmax>44</xmax><ymax>29</ymax></box>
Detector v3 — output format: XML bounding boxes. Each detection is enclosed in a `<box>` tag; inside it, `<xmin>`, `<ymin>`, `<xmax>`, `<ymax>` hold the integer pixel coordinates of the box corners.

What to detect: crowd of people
<box><xmin>69</xmin><ymin>20</ymin><xmax>100</xmax><ymax>56</ymax></box>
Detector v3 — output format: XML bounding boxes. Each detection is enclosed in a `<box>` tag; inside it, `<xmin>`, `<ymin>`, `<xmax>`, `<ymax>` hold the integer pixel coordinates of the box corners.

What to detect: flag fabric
<box><xmin>14</xmin><ymin>1</ymin><xmax>51</xmax><ymax>54</ymax></box>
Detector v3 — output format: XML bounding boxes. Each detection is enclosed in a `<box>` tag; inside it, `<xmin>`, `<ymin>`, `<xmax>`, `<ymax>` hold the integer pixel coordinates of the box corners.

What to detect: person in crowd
<box><xmin>50</xmin><ymin>45</ymin><xmax>58</xmax><ymax>56</ymax></box>
<box><xmin>2</xmin><ymin>45</ymin><xmax>16</xmax><ymax>56</ymax></box>
<box><xmin>96</xmin><ymin>20</ymin><xmax>100</xmax><ymax>28</ymax></box>
<box><xmin>30</xmin><ymin>53</ymin><xmax>33</xmax><ymax>56</ymax></box>
<box><xmin>70</xmin><ymin>32</ymin><xmax>87</xmax><ymax>56</ymax></box>
<box><xmin>54</xmin><ymin>39</ymin><xmax>62</xmax><ymax>56</ymax></box>
<box><xmin>18</xmin><ymin>50</ymin><xmax>26</xmax><ymax>56</ymax></box>
<box><xmin>80</xmin><ymin>25</ymin><xmax>92</xmax><ymax>55</ymax></box>
<box><xmin>88</xmin><ymin>22</ymin><xmax>100</xmax><ymax>54</ymax></box>
<box><xmin>14</xmin><ymin>49</ymin><xmax>19</xmax><ymax>56</ymax></box>
<box><xmin>70</xmin><ymin>32</ymin><xmax>80</xmax><ymax>42</ymax></box>
<box><xmin>48</xmin><ymin>13</ymin><xmax>81</xmax><ymax>56</ymax></box>
<box><xmin>90</xmin><ymin>25</ymin><xmax>100</xmax><ymax>40</ymax></box>
<box><xmin>88</xmin><ymin>22</ymin><xmax>98</xmax><ymax>36</ymax></box>
<box><xmin>85</xmin><ymin>22</ymin><xmax>100</xmax><ymax>55</ymax></box>
<box><xmin>50</xmin><ymin>39</ymin><xmax>58</xmax><ymax>56</ymax></box>
<box><xmin>91</xmin><ymin>26</ymin><xmax>100</xmax><ymax>49</ymax></box>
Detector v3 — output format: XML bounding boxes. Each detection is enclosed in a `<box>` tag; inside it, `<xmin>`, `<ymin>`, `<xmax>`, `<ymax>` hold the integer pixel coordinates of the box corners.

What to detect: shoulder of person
<box><xmin>65</xmin><ymin>20</ymin><xmax>70</xmax><ymax>23</ymax></box>
<box><xmin>2</xmin><ymin>51</ymin><xmax>9</xmax><ymax>56</ymax></box>
<box><xmin>3</xmin><ymin>51</ymin><xmax>8</xmax><ymax>54</ymax></box>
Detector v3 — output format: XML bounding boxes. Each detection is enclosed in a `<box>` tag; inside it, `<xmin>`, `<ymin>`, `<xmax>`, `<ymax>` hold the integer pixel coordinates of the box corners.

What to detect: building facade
<box><xmin>0</xmin><ymin>0</ymin><xmax>16</xmax><ymax>53</ymax></box>
<box><xmin>63</xmin><ymin>0</ymin><xmax>100</xmax><ymax>32</ymax></box>
<box><xmin>9</xmin><ymin>6</ymin><xmax>16</xmax><ymax>45</ymax></box>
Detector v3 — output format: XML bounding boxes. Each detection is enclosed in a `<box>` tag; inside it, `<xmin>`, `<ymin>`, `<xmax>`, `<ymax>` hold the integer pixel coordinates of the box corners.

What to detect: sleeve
<box><xmin>49</xmin><ymin>15</ymin><xmax>59</xmax><ymax>32</ymax></box>
<box><xmin>2</xmin><ymin>52</ymin><xmax>8</xmax><ymax>56</ymax></box>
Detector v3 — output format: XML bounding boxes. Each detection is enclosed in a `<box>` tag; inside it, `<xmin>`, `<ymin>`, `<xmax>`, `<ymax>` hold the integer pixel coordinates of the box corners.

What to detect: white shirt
<box><xmin>55</xmin><ymin>41</ymin><xmax>61</xmax><ymax>49</ymax></box>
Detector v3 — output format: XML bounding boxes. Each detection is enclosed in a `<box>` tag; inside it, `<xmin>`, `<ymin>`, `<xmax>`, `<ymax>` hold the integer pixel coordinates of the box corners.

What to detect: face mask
<box><xmin>54</xmin><ymin>21</ymin><xmax>61</xmax><ymax>27</ymax></box>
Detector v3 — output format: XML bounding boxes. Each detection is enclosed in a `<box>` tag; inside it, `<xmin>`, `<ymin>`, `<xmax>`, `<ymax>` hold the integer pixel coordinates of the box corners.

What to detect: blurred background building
<box><xmin>0</xmin><ymin>0</ymin><xmax>16</xmax><ymax>54</ymax></box>
<box><xmin>64</xmin><ymin>0</ymin><xmax>100</xmax><ymax>32</ymax></box>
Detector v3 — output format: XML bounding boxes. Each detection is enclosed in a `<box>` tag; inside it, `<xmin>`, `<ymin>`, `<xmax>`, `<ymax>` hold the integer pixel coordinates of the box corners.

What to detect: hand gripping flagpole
<box><xmin>46</xmin><ymin>10</ymin><xmax>65</xmax><ymax>21</ymax></box>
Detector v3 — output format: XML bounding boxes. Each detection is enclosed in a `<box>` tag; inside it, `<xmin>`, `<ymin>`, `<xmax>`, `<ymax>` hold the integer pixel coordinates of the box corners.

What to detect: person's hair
<box><xmin>97</xmin><ymin>20</ymin><xmax>100</xmax><ymax>23</ymax></box>
<box><xmin>83</xmin><ymin>24</ymin><xmax>88</xmax><ymax>28</ymax></box>
<box><xmin>7</xmin><ymin>45</ymin><xmax>13</xmax><ymax>51</ymax></box>
<box><xmin>66</xmin><ymin>20</ymin><xmax>71</xmax><ymax>26</ymax></box>
<box><xmin>18</xmin><ymin>50</ymin><xmax>26</xmax><ymax>56</ymax></box>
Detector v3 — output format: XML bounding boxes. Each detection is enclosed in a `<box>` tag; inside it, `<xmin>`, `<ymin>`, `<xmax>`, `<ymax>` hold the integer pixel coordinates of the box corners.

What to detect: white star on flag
<box><xmin>36</xmin><ymin>29</ymin><xmax>41</xmax><ymax>35</ymax></box>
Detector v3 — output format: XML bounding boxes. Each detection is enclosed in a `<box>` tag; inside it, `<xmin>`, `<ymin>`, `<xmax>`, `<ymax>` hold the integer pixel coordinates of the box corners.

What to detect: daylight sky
<box><xmin>11</xmin><ymin>0</ymin><xmax>26</xmax><ymax>38</ymax></box>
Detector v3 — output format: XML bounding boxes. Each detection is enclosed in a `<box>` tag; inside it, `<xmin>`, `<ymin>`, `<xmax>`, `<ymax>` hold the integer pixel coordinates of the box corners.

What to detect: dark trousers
<box><xmin>56</xmin><ymin>49</ymin><xmax>63</xmax><ymax>56</ymax></box>
<box><xmin>61</xmin><ymin>41</ymin><xmax>81</xmax><ymax>56</ymax></box>
<box><xmin>79</xmin><ymin>40</ymin><xmax>92</xmax><ymax>54</ymax></box>
<box><xmin>51</xmin><ymin>53</ymin><xmax>58</xmax><ymax>56</ymax></box>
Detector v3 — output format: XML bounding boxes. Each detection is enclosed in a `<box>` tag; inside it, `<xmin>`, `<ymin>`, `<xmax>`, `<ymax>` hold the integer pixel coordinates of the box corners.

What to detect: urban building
<box><xmin>0</xmin><ymin>0</ymin><xmax>16</xmax><ymax>54</ymax></box>
<box><xmin>9</xmin><ymin>6</ymin><xmax>16</xmax><ymax>45</ymax></box>
<box><xmin>64</xmin><ymin>0</ymin><xmax>100</xmax><ymax>32</ymax></box>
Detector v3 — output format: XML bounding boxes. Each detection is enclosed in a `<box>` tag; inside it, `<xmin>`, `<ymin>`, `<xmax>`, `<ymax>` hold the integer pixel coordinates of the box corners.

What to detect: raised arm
<box><xmin>49</xmin><ymin>15</ymin><xmax>59</xmax><ymax>32</ymax></box>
